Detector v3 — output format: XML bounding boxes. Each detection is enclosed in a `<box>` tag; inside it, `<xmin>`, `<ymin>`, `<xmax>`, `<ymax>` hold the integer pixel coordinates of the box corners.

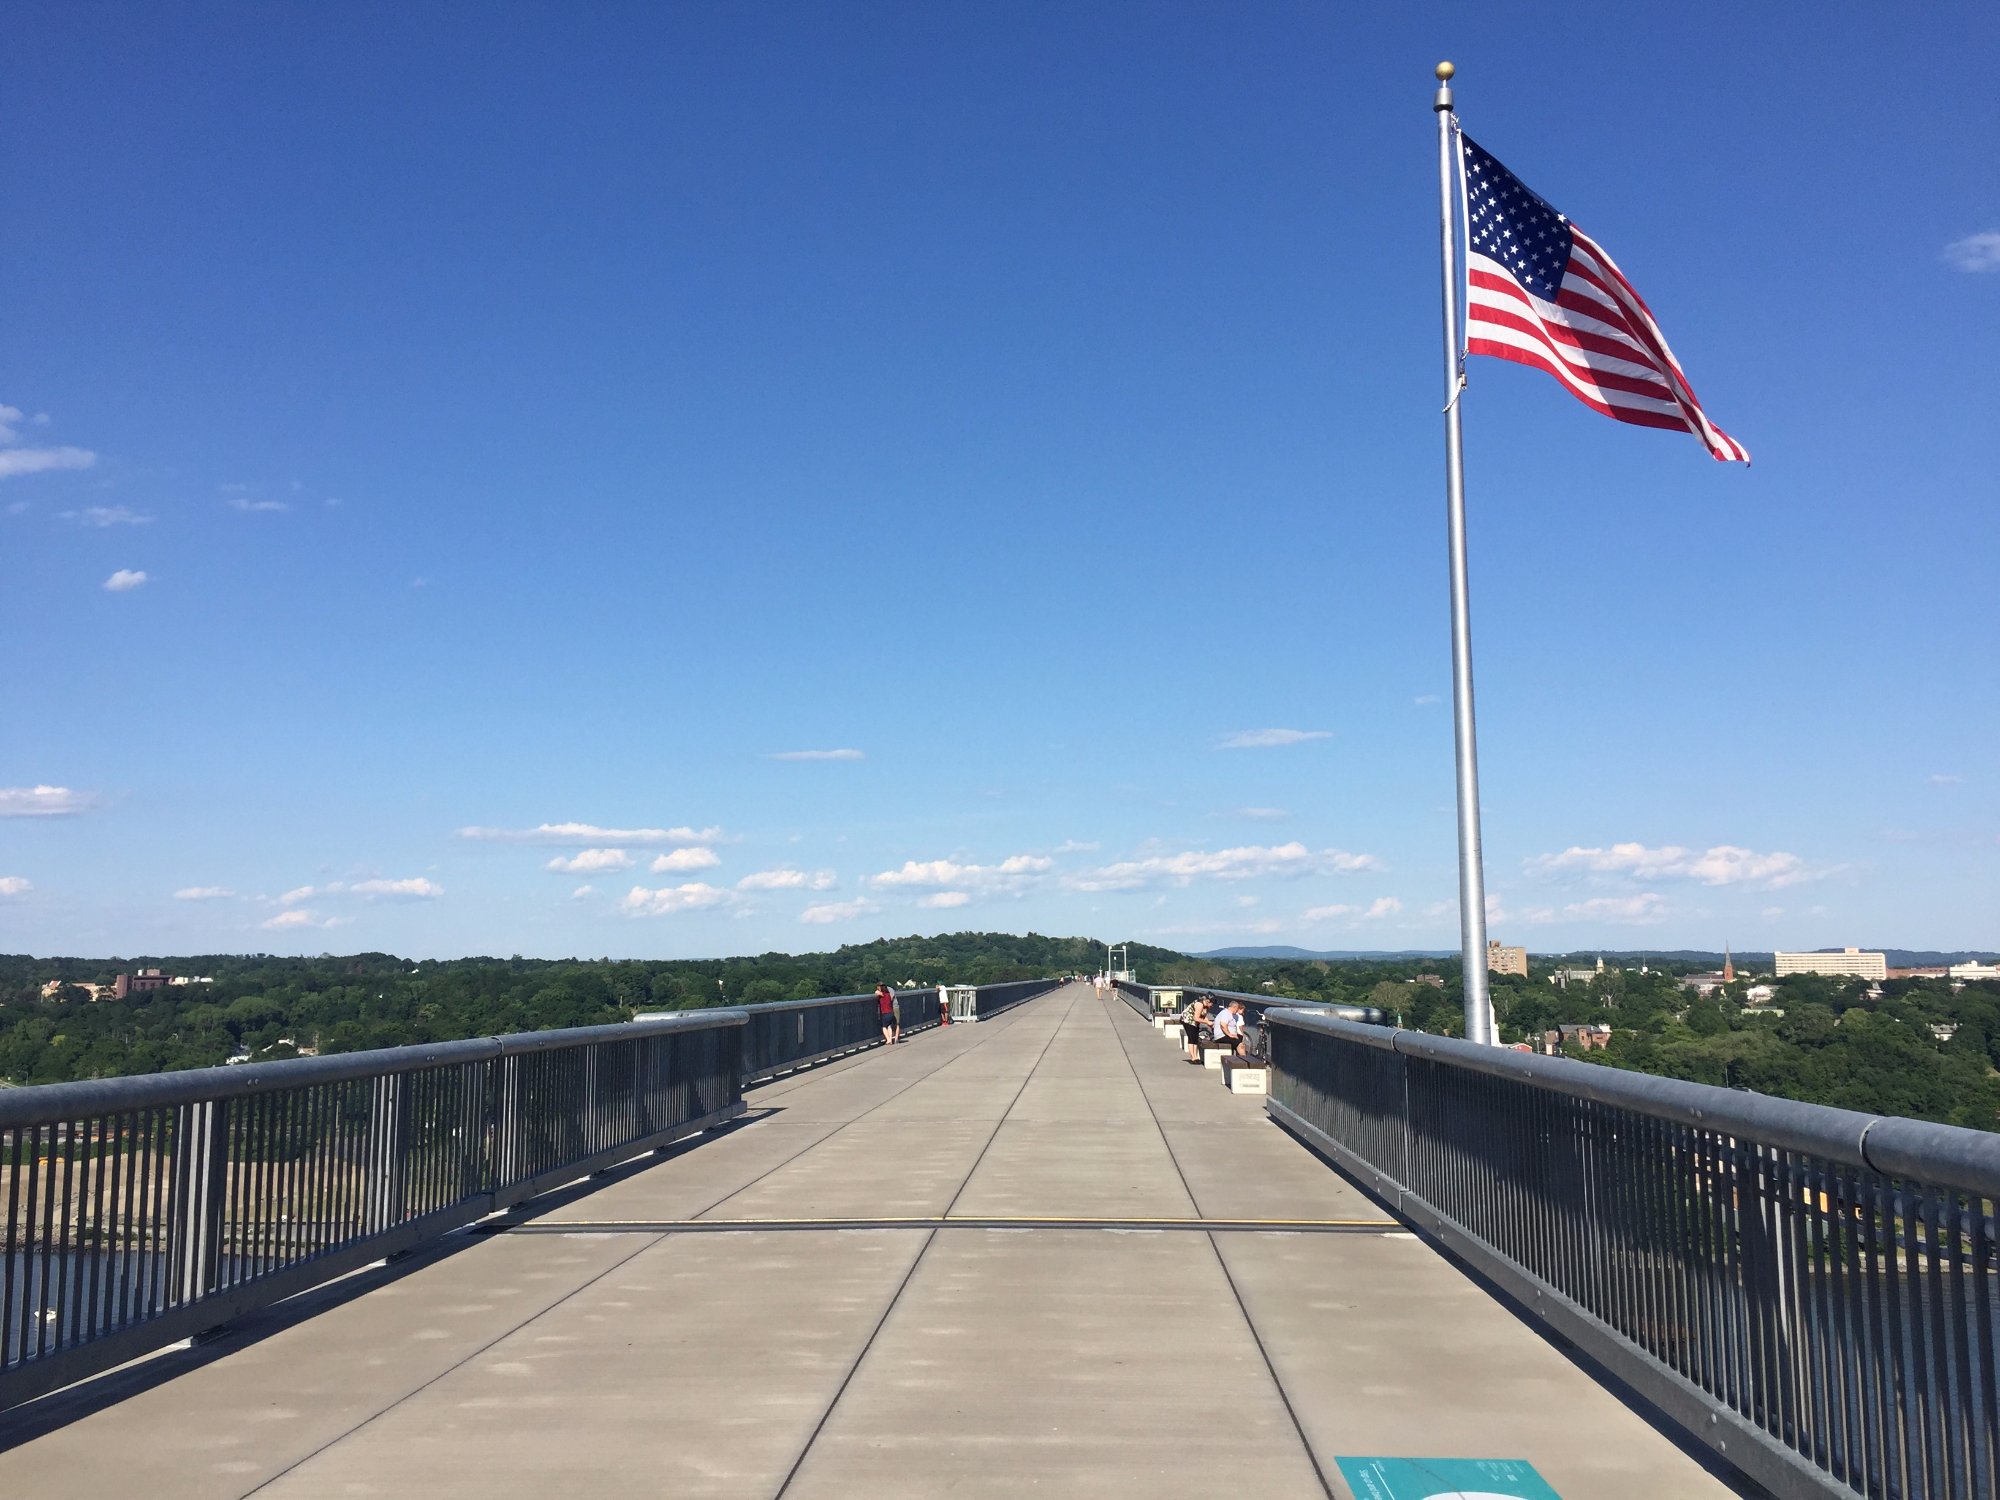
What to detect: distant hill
<box><xmin>1198</xmin><ymin>946</ymin><xmax>1456</xmax><ymax>960</ymax></box>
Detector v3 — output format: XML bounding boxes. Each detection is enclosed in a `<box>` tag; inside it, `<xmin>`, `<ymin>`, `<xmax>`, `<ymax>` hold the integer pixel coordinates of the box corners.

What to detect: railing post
<box><xmin>168</xmin><ymin>1099</ymin><xmax>228</xmax><ymax>1308</ymax></box>
<box><xmin>365</xmin><ymin>1075</ymin><xmax>408</xmax><ymax>1234</ymax></box>
<box><xmin>491</xmin><ymin>1054</ymin><xmax>521</xmax><ymax>1191</ymax></box>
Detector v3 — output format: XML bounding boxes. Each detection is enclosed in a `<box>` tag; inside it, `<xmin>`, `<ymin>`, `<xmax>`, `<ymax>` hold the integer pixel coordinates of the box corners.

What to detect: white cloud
<box><xmin>173</xmin><ymin>886</ymin><xmax>235</xmax><ymax>901</ymax></box>
<box><xmin>1053</xmin><ymin>839</ymin><xmax>1101</xmax><ymax>853</ymax></box>
<box><xmin>1528</xmin><ymin>841</ymin><xmax>1813</xmax><ymax>888</ymax></box>
<box><xmin>545</xmin><ymin>848</ymin><xmax>634</xmax><ymax>874</ymax></box>
<box><xmin>0</xmin><ymin>446</ymin><xmax>96</xmax><ymax>480</ymax></box>
<box><xmin>1066</xmin><ymin>842</ymin><xmax>1378</xmax><ymax>892</ymax></box>
<box><xmin>1413</xmin><ymin>694</ymin><xmax>1441</xmax><ymax>706</ymax></box>
<box><xmin>572</xmin><ymin>884</ymin><xmax>597</xmax><ymax>899</ymax></box>
<box><xmin>1532</xmin><ymin>894</ymin><xmax>1668</xmax><ymax>925</ymax></box>
<box><xmin>1943</xmin><ymin>231</ymin><xmax>2000</xmax><ymax>272</ymax></box>
<box><xmin>617</xmin><ymin>882</ymin><xmax>733</xmax><ymax>917</ymax></box>
<box><xmin>103</xmin><ymin>569</ymin><xmax>148</xmax><ymax>592</ymax></box>
<box><xmin>4</xmin><ymin>501</ymin><xmax>26</xmax><ymax>515</ymax></box>
<box><xmin>1928</xmin><ymin>773</ymin><xmax>1964</xmax><ymax>786</ymax></box>
<box><xmin>278</xmin><ymin>885</ymin><xmax>319</xmax><ymax>905</ymax></box>
<box><xmin>0</xmin><ymin>785</ymin><xmax>97</xmax><ymax>817</ymax></box>
<box><xmin>767</xmin><ymin>748</ymin><xmax>865</xmax><ymax>762</ymax></box>
<box><xmin>870</xmin><ymin>853</ymin><xmax>1053</xmax><ymax>895</ymax></box>
<box><xmin>737</xmin><ymin>867</ymin><xmax>837</xmax><ymax>892</ymax></box>
<box><xmin>349</xmin><ymin>877</ymin><xmax>442</xmax><ymax>900</ymax></box>
<box><xmin>65</xmin><ymin>505</ymin><xmax>152</xmax><ymax>528</ymax></box>
<box><xmin>650</xmin><ymin>847</ymin><xmax>721</xmax><ymax>874</ymax></box>
<box><xmin>917</xmin><ymin>891</ymin><xmax>971</xmax><ymax>909</ymax></box>
<box><xmin>1762</xmin><ymin>906</ymin><xmax>1785</xmax><ymax>920</ymax></box>
<box><xmin>1232</xmin><ymin>807</ymin><xmax>1289</xmax><ymax>821</ymax></box>
<box><xmin>261</xmin><ymin>908</ymin><xmax>344</xmax><ymax>931</ymax></box>
<box><xmin>225</xmin><ymin>495</ymin><xmax>290</xmax><ymax>513</ymax></box>
<box><xmin>1303</xmin><ymin>896</ymin><xmax>1401</xmax><ymax>922</ymax></box>
<box><xmin>0</xmin><ymin>405</ymin><xmax>22</xmax><ymax>443</ymax></box>
<box><xmin>800</xmin><ymin>897</ymin><xmax>880</xmax><ymax>924</ymax></box>
<box><xmin>1218</xmin><ymin>728</ymin><xmax>1332</xmax><ymax>749</ymax></box>
<box><xmin>457</xmin><ymin>821</ymin><xmax>723</xmax><ymax>846</ymax></box>
<box><xmin>0</xmin><ymin>876</ymin><xmax>32</xmax><ymax>897</ymax></box>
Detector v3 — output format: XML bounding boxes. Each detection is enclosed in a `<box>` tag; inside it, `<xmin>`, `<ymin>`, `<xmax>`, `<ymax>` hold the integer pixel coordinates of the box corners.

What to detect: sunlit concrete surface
<box><xmin>0</xmin><ymin>985</ymin><xmax>1745</xmax><ymax>1498</ymax></box>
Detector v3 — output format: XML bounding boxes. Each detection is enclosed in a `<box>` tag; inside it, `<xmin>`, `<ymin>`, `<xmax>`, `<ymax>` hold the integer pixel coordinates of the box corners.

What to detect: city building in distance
<box><xmin>1683</xmin><ymin>947</ymin><xmax>1741</xmax><ymax>996</ymax></box>
<box><xmin>1550</xmin><ymin>957</ymin><xmax>1604</xmax><ymax>988</ymax></box>
<box><xmin>1487</xmin><ymin>941</ymin><xmax>1528</xmax><ymax>977</ymax></box>
<box><xmin>1950</xmin><ymin>961</ymin><xmax>2000</xmax><ymax>983</ymax></box>
<box><xmin>1774</xmin><ymin>948</ymin><xmax>1887</xmax><ymax>980</ymax></box>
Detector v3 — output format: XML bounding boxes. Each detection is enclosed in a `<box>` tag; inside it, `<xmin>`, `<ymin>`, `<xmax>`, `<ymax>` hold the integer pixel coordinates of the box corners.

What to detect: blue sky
<box><xmin>4</xmin><ymin>3</ymin><xmax>1995</xmax><ymax>961</ymax></box>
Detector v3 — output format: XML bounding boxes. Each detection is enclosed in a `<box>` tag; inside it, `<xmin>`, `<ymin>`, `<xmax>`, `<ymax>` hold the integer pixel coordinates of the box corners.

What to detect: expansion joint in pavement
<box><xmin>770</xmin><ymin>989</ymin><xmax>1081</xmax><ymax>1498</ymax></box>
<box><xmin>1100</xmin><ymin>993</ymin><xmax>1339</xmax><ymax>1500</ymax></box>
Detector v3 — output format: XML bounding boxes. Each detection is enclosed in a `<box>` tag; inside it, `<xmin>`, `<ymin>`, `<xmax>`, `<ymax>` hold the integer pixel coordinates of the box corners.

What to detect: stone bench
<box><xmin>1220</xmin><ymin>1057</ymin><xmax>1270</xmax><ymax>1095</ymax></box>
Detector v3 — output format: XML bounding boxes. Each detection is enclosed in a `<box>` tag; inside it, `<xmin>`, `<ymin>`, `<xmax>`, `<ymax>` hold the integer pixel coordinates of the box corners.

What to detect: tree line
<box><xmin>5</xmin><ymin>938</ymin><xmax>1996</xmax><ymax>1132</ymax></box>
<box><xmin>0</xmin><ymin>933</ymin><xmax>1179</xmax><ymax>1085</ymax></box>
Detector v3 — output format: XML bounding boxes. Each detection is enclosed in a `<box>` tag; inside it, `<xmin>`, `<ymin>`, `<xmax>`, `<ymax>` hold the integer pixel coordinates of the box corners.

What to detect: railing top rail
<box><xmin>1265</xmin><ymin>1006</ymin><xmax>2000</xmax><ymax>1198</ymax></box>
<box><xmin>0</xmin><ymin>1008</ymin><xmax>749</xmax><ymax>1129</ymax></box>
<box><xmin>1127</xmin><ymin>983</ymin><xmax>1388</xmax><ymax>1026</ymax></box>
<box><xmin>735</xmin><ymin>988</ymin><xmax>930</xmax><ymax>1016</ymax></box>
<box><xmin>0</xmin><ymin>978</ymin><xmax>1056</xmax><ymax>1132</ymax></box>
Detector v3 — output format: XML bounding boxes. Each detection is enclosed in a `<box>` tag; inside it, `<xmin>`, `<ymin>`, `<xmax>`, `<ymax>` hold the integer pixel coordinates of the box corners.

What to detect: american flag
<box><xmin>1461</xmin><ymin>133</ymin><xmax>1748</xmax><ymax>463</ymax></box>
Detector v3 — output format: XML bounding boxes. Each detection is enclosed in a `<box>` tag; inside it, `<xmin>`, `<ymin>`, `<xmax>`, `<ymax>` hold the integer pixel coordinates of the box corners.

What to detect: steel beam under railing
<box><xmin>1264</xmin><ymin>1007</ymin><xmax>2000</xmax><ymax>1500</ymax></box>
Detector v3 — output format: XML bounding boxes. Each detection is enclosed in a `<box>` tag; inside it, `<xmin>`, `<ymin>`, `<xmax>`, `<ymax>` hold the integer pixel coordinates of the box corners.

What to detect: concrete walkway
<box><xmin>0</xmin><ymin>985</ymin><xmax>1744</xmax><ymax>1499</ymax></box>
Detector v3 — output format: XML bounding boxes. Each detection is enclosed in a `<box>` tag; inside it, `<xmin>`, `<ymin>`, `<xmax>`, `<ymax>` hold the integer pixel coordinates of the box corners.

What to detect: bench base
<box><xmin>1221</xmin><ymin>1058</ymin><xmax>1270</xmax><ymax>1095</ymax></box>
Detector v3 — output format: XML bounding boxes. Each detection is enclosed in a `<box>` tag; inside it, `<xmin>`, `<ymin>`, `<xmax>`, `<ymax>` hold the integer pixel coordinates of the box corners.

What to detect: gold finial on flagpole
<box><xmin>1435</xmin><ymin>60</ymin><xmax>1455</xmax><ymax>80</ymax></box>
<box><xmin>1434</xmin><ymin>60</ymin><xmax>1456</xmax><ymax>112</ymax></box>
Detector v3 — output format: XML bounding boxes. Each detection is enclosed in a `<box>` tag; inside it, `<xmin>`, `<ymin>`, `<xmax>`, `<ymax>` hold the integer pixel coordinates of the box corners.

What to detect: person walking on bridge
<box><xmin>876</xmin><ymin>983</ymin><xmax>900</xmax><ymax>1046</ymax></box>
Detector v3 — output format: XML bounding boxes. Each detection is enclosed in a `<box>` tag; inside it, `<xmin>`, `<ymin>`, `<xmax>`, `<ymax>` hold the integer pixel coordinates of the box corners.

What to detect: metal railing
<box><xmin>1114</xmin><ymin>979</ymin><xmax>1387</xmax><ymax>1032</ymax></box>
<box><xmin>0</xmin><ymin>976</ymin><xmax>1062</xmax><ymax>1413</ymax></box>
<box><xmin>1265</xmin><ymin>1007</ymin><xmax>2000</xmax><ymax>1500</ymax></box>
<box><xmin>736</xmin><ymin>978</ymin><xmax>1055</xmax><ymax>1079</ymax></box>
<box><xmin>967</xmin><ymin>978</ymin><xmax>1060</xmax><ymax>1019</ymax></box>
<box><xmin>0</xmin><ymin>1010</ymin><xmax>744</xmax><ymax>1413</ymax></box>
<box><xmin>1113</xmin><ymin>979</ymin><xmax>1158</xmax><ymax>1019</ymax></box>
<box><xmin>739</xmin><ymin>989</ymin><xmax>941</xmax><ymax>1083</ymax></box>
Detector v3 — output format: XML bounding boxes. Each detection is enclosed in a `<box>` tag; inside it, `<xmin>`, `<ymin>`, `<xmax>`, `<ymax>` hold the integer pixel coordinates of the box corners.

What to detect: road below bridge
<box><xmin>0</xmin><ymin>984</ymin><xmax>1743</xmax><ymax>1498</ymax></box>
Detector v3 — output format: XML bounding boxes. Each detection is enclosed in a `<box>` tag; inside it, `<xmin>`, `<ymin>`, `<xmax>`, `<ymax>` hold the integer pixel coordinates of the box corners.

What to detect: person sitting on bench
<box><xmin>1212</xmin><ymin>998</ymin><xmax>1249</xmax><ymax>1057</ymax></box>
<box><xmin>1179</xmin><ymin>996</ymin><xmax>1214</xmax><ymax>1063</ymax></box>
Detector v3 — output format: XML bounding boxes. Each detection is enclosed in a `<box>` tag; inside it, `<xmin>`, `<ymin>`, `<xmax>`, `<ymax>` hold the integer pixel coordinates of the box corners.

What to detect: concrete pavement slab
<box><xmin>253</xmin><ymin>1230</ymin><xmax>930</xmax><ymax>1500</ymax></box>
<box><xmin>782</xmin><ymin>1226</ymin><xmax>1328</xmax><ymax>1500</ymax></box>
<box><xmin>0</xmin><ymin>1232</ymin><xmax>649</xmax><ymax>1500</ymax></box>
<box><xmin>1216</xmin><ymin>1230</ymin><xmax>1739</xmax><ymax>1499</ymax></box>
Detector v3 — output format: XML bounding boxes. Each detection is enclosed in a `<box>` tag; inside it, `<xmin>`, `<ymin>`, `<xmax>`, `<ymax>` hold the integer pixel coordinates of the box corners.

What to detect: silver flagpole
<box><xmin>1433</xmin><ymin>61</ymin><xmax>1495</xmax><ymax>1045</ymax></box>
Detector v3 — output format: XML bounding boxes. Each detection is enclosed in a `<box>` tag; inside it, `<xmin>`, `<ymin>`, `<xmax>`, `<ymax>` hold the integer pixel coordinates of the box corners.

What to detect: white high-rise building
<box><xmin>1773</xmin><ymin>948</ymin><xmax>1886</xmax><ymax>980</ymax></box>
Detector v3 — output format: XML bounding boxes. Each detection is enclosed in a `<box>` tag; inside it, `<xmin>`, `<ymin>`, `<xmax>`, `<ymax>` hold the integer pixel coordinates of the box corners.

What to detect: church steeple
<box><xmin>1723</xmin><ymin>945</ymin><xmax>1735</xmax><ymax>984</ymax></box>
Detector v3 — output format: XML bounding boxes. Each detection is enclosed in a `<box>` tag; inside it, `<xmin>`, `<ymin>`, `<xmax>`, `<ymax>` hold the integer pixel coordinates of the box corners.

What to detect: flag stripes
<box><xmin>1460</xmin><ymin>132</ymin><xmax>1748</xmax><ymax>463</ymax></box>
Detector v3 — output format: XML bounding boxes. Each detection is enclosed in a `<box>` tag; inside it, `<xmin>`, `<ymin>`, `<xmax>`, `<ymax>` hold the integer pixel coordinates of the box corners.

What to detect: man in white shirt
<box><xmin>1213</xmin><ymin>999</ymin><xmax>1249</xmax><ymax>1055</ymax></box>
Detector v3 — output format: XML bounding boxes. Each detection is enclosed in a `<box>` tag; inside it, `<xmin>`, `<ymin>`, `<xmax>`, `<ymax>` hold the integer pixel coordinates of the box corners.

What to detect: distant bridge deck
<box><xmin>1</xmin><ymin>985</ymin><xmax>1738</xmax><ymax>1498</ymax></box>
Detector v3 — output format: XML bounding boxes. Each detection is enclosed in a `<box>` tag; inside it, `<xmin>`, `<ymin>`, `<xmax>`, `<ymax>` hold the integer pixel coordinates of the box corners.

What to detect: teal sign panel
<box><xmin>1335</xmin><ymin>1456</ymin><xmax>1562</xmax><ymax>1500</ymax></box>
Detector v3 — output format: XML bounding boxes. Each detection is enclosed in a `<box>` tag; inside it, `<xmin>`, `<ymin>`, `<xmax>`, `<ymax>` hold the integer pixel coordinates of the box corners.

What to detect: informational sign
<box><xmin>1335</xmin><ymin>1456</ymin><xmax>1563</xmax><ymax>1500</ymax></box>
